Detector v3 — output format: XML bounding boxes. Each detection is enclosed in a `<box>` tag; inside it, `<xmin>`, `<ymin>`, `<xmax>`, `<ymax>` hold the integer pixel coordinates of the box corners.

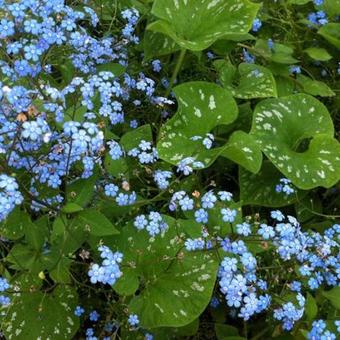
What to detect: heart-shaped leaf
<box><xmin>250</xmin><ymin>94</ymin><xmax>340</xmax><ymax>189</ymax></box>
<box><xmin>128</xmin><ymin>250</ymin><xmax>218</xmax><ymax>328</ymax></box>
<box><xmin>157</xmin><ymin>81</ymin><xmax>238</xmax><ymax>167</ymax></box>
<box><xmin>2</xmin><ymin>285</ymin><xmax>79</xmax><ymax>340</ymax></box>
<box><xmin>239</xmin><ymin>161</ymin><xmax>304</xmax><ymax>207</ymax></box>
<box><xmin>216</xmin><ymin>62</ymin><xmax>277</xmax><ymax>99</ymax></box>
<box><xmin>112</xmin><ymin>217</ymin><xmax>218</xmax><ymax>328</ymax></box>
<box><xmin>148</xmin><ymin>0</ymin><xmax>260</xmax><ymax>51</ymax></box>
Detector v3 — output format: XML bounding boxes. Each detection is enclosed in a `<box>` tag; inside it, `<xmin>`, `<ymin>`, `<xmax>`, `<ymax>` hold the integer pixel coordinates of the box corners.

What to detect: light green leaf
<box><xmin>62</xmin><ymin>202</ymin><xmax>83</xmax><ymax>213</ymax></box>
<box><xmin>239</xmin><ymin>161</ymin><xmax>303</xmax><ymax>207</ymax></box>
<box><xmin>77</xmin><ymin>209</ymin><xmax>119</xmax><ymax>236</ymax></box>
<box><xmin>221</xmin><ymin>131</ymin><xmax>263</xmax><ymax>174</ymax></box>
<box><xmin>250</xmin><ymin>94</ymin><xmax>340</xmax><ymax>189</ymax></box>
<box><xmin>2</xmin><ymin>285</ymin><xmax>79</xmax><ymax>340</ymax></box>
<box><xmin>148</xmin><ymin>0</ymin><xmax>260</xmax><ymax>51</ymax></box>
<box><xmin>318</xmin><ymin>23</ymin><xmax>340</xmax><ymax>48</ymax></box>
<box><xmin>157</xmin><ymin>81</ymin><xmax>238</xmax><ymax>167</ymax></box>
<box><xmin>287</xmin><ymin>0</ymin><xmax>311</xmax><ymax>4</ymax></box>
<box><xmin>304</xmin><ymin>47</ymin><xmax>332</xmax><ymax>61</ymax></box>
<box><xmin>297</xmin><ymin>74</ymin><xmax>335</xmax><ymax>97</ymax></box>
<box><xmin>322</xmin><ymin>287</ymin><xmax>340</xmax><ymax>309</ymax></box>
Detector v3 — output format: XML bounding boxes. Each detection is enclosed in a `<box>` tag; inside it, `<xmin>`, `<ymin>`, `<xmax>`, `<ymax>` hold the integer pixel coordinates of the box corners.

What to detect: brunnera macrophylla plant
<box><xmin>0</xmin><ymin>0</ymin><xmax>339</xmax><ymax>339</ymax></box>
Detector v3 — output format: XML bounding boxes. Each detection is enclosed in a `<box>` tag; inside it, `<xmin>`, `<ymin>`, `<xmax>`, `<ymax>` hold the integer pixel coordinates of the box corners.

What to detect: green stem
<box><xmin>165</xmin><ymin>49</ymin><xmax>187</xmax><ymax>97</ymax></box>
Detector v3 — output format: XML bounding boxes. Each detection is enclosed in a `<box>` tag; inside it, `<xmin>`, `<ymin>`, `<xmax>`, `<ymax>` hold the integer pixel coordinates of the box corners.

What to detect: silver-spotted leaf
<box><xmin>251</xmin><ymin>94</ymin><xmax>340</xmax><ymax>189</ymax></box>
<box><xmin>128</xmin><ymin>250</ymin><xmax>218</xmax><ymax>328</ymax></box>
<box><xmin>2</xmin><ymin>285</ymin><xmax>79</xmax><ymax>340</ymax></box>
<box><xmin>218</xmin><ymin>62</ymin><xmax>277</xmax><ymax>99</ymax></box>
<box><xmin>239</xmin><ymin>161</ymin><xmax>303</xmax><ymax>207</ymax></box>
<box><xmin>148</xmin><ymin>0</ymin><xmax>260</xmax><ymax>51</ymax></box>
<box><xmin>112</xmin><ymin>218</ymin><xmax>218</xmax><ymax>327</ymax></box>
<box><xmin>157</xmin><ymin>81</ymin><xmax>238</xmax><ymax>167</ymax></box>
<box><xmin>221</xmin><ymin>131</ymin><xmax>263</xmax><ymax>174</ymax></box>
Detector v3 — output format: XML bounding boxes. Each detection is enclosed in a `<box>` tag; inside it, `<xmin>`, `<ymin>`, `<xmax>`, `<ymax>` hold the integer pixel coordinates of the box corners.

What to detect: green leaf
<box><xmin>62</xmin><ymin>202</ymin><xmax>83</xmax><ymax>213</ymax></box>
<box><xmin>239</xmin><ymin>160</ymin><xmax>302</xmax><ymax>207</ymax></box>
<box><xmin>218</xmin><ymin>62</ymin><xmax>277</xmax><ymax>99</ymax></box>
<box><xmin>255</xmin><ymin>40</ymin><xmax>298</xmax><ymax>64</ymax></box>
<box><xmin>305</xmin><ymin>293</ymin><xmax>318</xmax><ymax>321</ymax></box>
<box><xmin>318</xmin><ymin>23</ymin><xmax>340</xmax><ymax>48</ymax></box>
<box><xmin>121</xmin><ymin>124</ymin><xmax>153</xmax><ymax>150</ymax></box>
<box><xmin>77</xmin><ymin>209</ymin><xmax>119</xmax><ymax>236</ymax></box>
<box><xmin>0</xmin><ymin>208</ymin><xmax>26</xmax><ymax>240</ymax></box>
<box><xmin>324</xmin><ymin>0</ymin><xmax>340</xmax><ymax>16</ymax></box>
<box><xmin>143</xmin><ymin>30</ymin><xmax>180</xmax><ymax>60</ymax></box>
<box><xmin>49</xmin><ymin>257</ymin><xmax>72</xmax><ymax>283</ymax></box>
<box><xmin>148</xmin><ymin>0</ymin><xmax>260</xmax><ymax>51</ymax></box>
<box><xmin>215</xmin><ymin>324</ymin><xmax>239</xmax><ymax>339</ymax></box>
<box><xmin>96</xmin><ymin>62</ymin><xmax>126</xmax><ymax>76</ymax></box>
<box><xmin>66</xmin><ymin>173</ymin><xmax>98</xmax><ymax>207</ymax></box>
<box><xmin>287</xmin><ymin>0</ymin><xmax>311</xmax><ymax>4</ymax></box>
<box><xmin>304</xmin><ymin>47</ymin><xmax>332</xmax><ymax>61</ymax></box>
<box><xmin>322</xmin><ymin>287</ymin><xmax>340</xmax><ymax>309</ymax></box>
<box><xmin>114</xmin><ymin>268</ymin><xmax>139</xmax><ymax>296</ymax></box>
<box><xmin>221</xmin><ymin>131</ymin><xmax>263</xmax><ymax>174</ymax></box>
<box><xmin>2</xmin><ymin>285</ymin><xmax>79</xmax><ymax>340</ymax></box>
<box><xmin>296</xmin><ymin>74</ymin><xmax>335</xmax><ymax>97</ymax></box>
<box><xmin>250</xmin><ymin>94</ymin><xmax>340</xmax><ymax>189</ymax></box>
<box><xmin>157</xmin><ymin>81</ymin><xmax>238</xmax><ymax>167</ymax></box>
<box><xmin>112</xmin><ymin>218</ymin><xmax>218</xmax><ymax>328</ymax></box>
<box><xmin>129</xmin><ymin>250</ymin><xmax>218</xmax><ymax>328</ymax></box>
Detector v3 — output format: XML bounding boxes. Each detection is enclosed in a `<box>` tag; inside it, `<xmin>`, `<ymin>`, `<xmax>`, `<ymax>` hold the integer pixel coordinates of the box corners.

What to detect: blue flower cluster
<box><xmin>273</xmin><ymin>294</ymin><xmax>305</xmax><ymax>331</ymax></box>
<box><xmin>308</xmin><ymin>320</ymin><xmax>338</xmax><ymax>339</ymax></box>
<box><xmin>191</xmin><ymin>133</ymin><xmax>215</xmax><ymax>150</ymax></box>
<box><xmin>0</xmin><ymin>277</ymin><xmax>10</xmax><ymax>306</ymax></box>
<box><xmin>88</xmin><ymin>245</ymin><xmax>123</xmax><ymax>286</ymax></box>
<box><xmin>0</xmin><ymin>175</ymin><xmax>23</xmax><ymax>221</ymax></box>
<box><xmin>252</xmin><ymin>18</ymin><xmax>262</xmax><ymax>32</ymax></box>
<box><xmin>176</xmin><ymin>157</ymin><xmax>204</xmax><ymax>175</ymax></box>
<box><xmin>153</xmin><ymin>170</ymin><xmax>172</xmax><ymax>189</ymax></box>
<box><xmin>308</xmin><ymin>11</ymin><xmax>328</xmax><ymax>26</ymax></box>
<box><xmin>104</xmin><ymin>182</ymin><xmax>136</xmax><ymax>206</ymax></box>
<box><xmin>218</xmin><ymin>250</ymin><xmax>271</xmax><ymax>321</ymax></box>
<box><xmin>128</xmin><ymin>140</ymin><xmax>158</xmax><ymax>164</ymax></box>
<box><xmin>275</xmin><ymin>178</ymin><xmax>295</xmax><ymax>195</ymax></box>
<box><xmin>133</xmin><ymin>212</ymin><xmax>168</xmax><ymax>237</ymax></box>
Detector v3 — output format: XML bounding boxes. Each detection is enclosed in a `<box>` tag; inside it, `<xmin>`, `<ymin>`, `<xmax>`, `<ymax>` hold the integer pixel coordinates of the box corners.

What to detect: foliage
<box><xmin>0</xmin><ymin>0</ymin><xmax>339</xmax><ymax>339</ymax></box>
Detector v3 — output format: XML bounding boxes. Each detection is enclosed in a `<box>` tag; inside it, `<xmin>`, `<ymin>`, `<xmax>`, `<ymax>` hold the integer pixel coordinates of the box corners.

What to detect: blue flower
<box><xmin>252</xmin><ymin>18</ymin><xmax>262</xmax><ymax>32</ymax></box>
<box><xmin>221</xmin><ymin>208</ymin><xmax>237</xmax><ymax>223</ymax></box>
<box><xmin>0</xmin><ymin>19</ymin><xmax>15</xmax><ymax>38</ymax></box>
<box><xmin>195</xmin><ymin>208</ymin><xmax>208</xmax><ymax>224</ymax></box>
<box><xmin>128</xmin><ymin>314</ymin><xmax>139</xmax><ymax>327</ymax></box>
<box><xmin>152</xmin><ymin>60</ymin><xmax>162</xmax><ymax>72</ymax></box>
<box><xmin>236</xmin><ymin>222</ymin><xmax>251</xmax><ymax>236</ymax></box>
<box><xmin>74</xmin><ymin>306</ymin><xmax>85</xmax><ymax>317</ymax></box>
<box><xmin>89</xmin><ymin>310</ymin><xmax>100</xmax><ymax>322</ymax></box>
